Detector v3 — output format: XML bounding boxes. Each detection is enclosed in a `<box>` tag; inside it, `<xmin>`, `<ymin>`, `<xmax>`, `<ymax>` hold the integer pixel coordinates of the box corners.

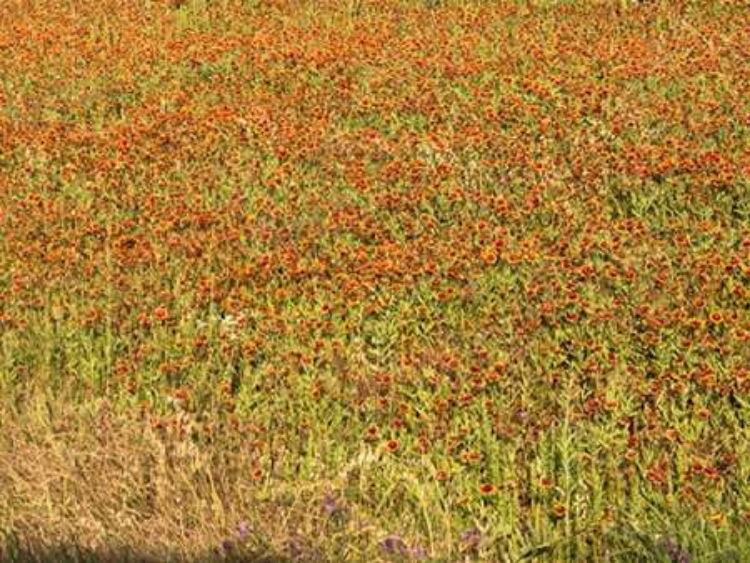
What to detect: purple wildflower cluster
<box><xmin>379</xmin><ymin>533</ymin><xmax>427</xmax><ymax>560</ymax></box>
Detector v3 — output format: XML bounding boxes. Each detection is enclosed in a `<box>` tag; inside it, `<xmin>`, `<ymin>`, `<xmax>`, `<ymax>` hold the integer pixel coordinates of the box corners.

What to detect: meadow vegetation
<box><xmin>0</xmin><ymin>0</ymin><xmax>748</xmax><ymax>560</ymax></box>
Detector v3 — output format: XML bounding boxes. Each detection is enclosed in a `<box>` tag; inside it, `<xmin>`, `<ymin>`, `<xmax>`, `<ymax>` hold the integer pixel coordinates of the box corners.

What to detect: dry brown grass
<box><xmin>0</xmin><ymin>396</ymin><xmax>322</xmax><ymax>562</ymax></box>
<box><xmin>0</xmin><ymin>393</ymin><xmax>416</xmax><ymax>562</ymax></box>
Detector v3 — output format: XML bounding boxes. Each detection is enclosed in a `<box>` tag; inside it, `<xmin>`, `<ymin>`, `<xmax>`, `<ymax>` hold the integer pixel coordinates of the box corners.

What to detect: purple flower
<box><xmin>287</xmin><ymin>531</ymin><xmax>310</xmax><ymax>560</ymax></box>
<box><xmin>410</xmin><ymin>544</ymin><xmax>428</xmax><ymax>560</ymax></box>
<box><xmin>221</xmin><ymin>539</ymin><xmax>234</xmax><ymax>554</ymax></box>
<box><xmin>460</xmin><ymin>527</ymin><xmax>482</xmax><ymax>550</ymax></box>
<box><xmin>663</xmin><ymin>538</ymin><xmax>691</xmax><ymax>563</ymax></box>
<box><xmin>236</xmin><ymin>521</ymin><xmax>251</xmax><ymax>542</ymax></box>
<box><xmin>380</xmin><ymin>534</ymin><xmax>409</xmax><ymax>556</ymax></box>
<box><xmin>322</xmin><ymin>494</ymin><xmax>344</xmax><ymax>517</ymax></box>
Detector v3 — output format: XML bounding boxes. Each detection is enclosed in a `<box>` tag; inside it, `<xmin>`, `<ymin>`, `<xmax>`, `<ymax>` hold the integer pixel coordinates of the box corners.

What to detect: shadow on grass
<box><xmin>1</xmin><ymin>541</ymin><xmax>290</xmax><ymax>563</ymax></box>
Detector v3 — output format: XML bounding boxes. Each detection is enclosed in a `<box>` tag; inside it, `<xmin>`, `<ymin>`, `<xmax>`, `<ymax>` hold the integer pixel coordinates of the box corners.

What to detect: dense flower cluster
<box><xmin>0</xmin><ymin>0</ymin><xmax>747</xmax><ymax>557</ymax></box>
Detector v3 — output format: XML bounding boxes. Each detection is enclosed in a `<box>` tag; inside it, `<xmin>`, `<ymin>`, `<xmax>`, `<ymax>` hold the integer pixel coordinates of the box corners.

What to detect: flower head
<box><xmin>380</xmin><ymin>534</ymin><xmax>408</xmax><ymax>556</ymax></box>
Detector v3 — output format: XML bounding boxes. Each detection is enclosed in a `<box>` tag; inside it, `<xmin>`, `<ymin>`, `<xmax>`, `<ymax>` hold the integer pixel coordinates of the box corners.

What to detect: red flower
<box><xmin>478</xmin><ymin>483</ymin><xmax>496</xmax><ymax>496</ymax></box>
<box><xmin>153</xmin><ymin>306</ymin><xmax>169</xmax><ymax>322</ymax></box>
<box><xmin>384</xmin><ymin>439</ymin><xmax>400</xmax><ymax>453</ymax></box>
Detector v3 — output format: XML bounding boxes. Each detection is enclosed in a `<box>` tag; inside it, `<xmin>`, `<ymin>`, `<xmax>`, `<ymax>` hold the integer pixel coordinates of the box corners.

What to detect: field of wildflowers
<box><xmin>0</xmin><ymin>0</ymin><xmax>748</xmax><ymax>560</ymax></box>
